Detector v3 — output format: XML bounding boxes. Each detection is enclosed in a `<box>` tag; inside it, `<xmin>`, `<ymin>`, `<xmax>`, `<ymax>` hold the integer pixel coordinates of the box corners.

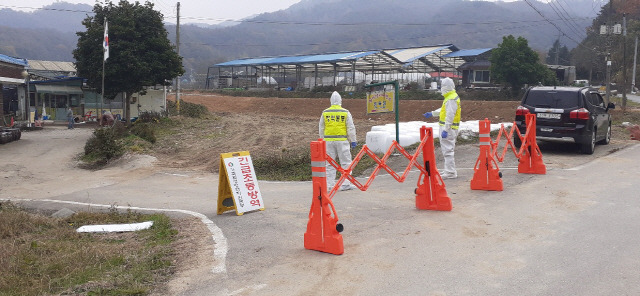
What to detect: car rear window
<box><xmin>524</xmin><ymin>90</ymin><xmax>581</xmax><ymax>109</ymax></box>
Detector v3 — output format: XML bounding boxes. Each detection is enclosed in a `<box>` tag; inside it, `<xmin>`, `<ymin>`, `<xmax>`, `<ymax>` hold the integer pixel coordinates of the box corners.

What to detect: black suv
<box><xmin>514</xmin><ymin>86</ymin><xmax>615</xmax><ymax>154</ymax></box>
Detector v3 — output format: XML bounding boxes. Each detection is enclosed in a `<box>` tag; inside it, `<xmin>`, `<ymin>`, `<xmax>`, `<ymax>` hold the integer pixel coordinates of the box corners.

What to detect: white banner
<box><xmin>223</xmin><ymin>155</ymin><xmax>264</xmax><ymax>214</ymax></box>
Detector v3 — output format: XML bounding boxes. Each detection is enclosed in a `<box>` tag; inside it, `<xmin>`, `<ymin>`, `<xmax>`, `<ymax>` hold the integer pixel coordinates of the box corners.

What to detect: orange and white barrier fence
<box><xmin>305</xmin><ymin>126</ymin><xmax>451</xmax><ymax>255</ymax></box>
<box><xmin>470</xmin><ymin>114</ymin><xmax>546</xmax><ymax>191</ymax></box>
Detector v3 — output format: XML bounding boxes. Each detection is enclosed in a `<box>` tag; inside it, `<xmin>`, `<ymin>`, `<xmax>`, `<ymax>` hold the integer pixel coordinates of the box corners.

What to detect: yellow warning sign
<box><xmin>217</xmin><ymin>151</ymin><xmax>265</xmax><ymax>215</ymax></box>
<box><xmin>366</xmin><ymin>84</ymin><xmax>395</xmax><ymax>114</ymax></box>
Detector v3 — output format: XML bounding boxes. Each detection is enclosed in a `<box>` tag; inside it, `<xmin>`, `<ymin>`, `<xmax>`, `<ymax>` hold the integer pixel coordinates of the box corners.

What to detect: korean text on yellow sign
<box><xmin>366</xmin><ymin>88</ymin><xmax>395</xmax><ymax>114</ymax></box>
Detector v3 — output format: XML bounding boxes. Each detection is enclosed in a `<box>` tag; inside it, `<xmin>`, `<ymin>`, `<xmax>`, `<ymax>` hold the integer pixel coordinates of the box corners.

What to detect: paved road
<box><xmin>2</xmin><ymin>126</ymin><xmax>640</xmax><ymax>295</ymax></box>
<box><xmin>624</xmin><ymin>93</ymin><xmax>640</xmax><ymax>104</ymax></box>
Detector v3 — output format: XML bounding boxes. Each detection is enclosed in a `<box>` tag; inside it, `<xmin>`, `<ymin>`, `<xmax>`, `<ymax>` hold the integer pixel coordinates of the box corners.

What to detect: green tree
<box><xmin>490</xmin><ymin>35</ymin><xmax>555</xmax><ymax>92</ymax></box>
<box><xmin>73</xmin><ymin>0</ymin><xmax>183</xmax><ymax>123</ymax></box>
<box><xmin>546</xmin><ymin>39</ymin><xmax>571</xmax><ymax>66</ymax></box>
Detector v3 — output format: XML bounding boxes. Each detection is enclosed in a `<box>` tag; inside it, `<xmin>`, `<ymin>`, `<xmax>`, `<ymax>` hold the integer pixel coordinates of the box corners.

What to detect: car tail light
<box><xmin>570</xmin><ymin>108</ymin><xmax>590</xmax><ymax>120</ymax></box>
<box><xmin>516</xmin><ymin>106</ymin><xmax>530</xmax><ymax>116</ymax></box>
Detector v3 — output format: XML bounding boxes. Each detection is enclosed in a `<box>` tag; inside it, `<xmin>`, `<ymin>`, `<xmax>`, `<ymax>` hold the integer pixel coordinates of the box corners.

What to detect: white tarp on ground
<box><xmin>257</xmin><ymin>76</ymin><xmax>278</xmax><ymax>84</ymax></box>
<box><xmin>366</xmin><ymin>120</ymin><xmax>513</xmax><ymax>153</ymax></box>
<box><xmin>76</xmin><ymin>221</ymin><xmax>154</xmax><ymax>233</ymax></box>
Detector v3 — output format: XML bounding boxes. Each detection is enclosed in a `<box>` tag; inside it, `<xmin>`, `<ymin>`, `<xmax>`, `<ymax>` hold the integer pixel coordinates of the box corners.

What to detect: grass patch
<box><xmin>252</xmin><ymin>144</ymin><xmax>381</xmax><ymax>181</ymax></box>
<box><xmin>253</xmin><ymin>147</ymin><xmax>312</xmax><ymax>181</ymax></box>
<box><xmin>0</xmin><ymin>202</ymin><xmax>177</xmax><ymax>296</ymax></box>
<box><xmin>166</xmin><ymin>100</ymin><xmax>209</xmax><ymax>118</ymax></box>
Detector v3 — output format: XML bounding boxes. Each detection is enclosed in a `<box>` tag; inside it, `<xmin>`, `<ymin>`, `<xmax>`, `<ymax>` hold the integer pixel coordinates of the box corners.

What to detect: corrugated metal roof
<box><xmin>215</xmin><ymin>51</ymin><xmax>379</xmax><ymax>67</ymax></box>
<box><xmin>28</xmin><ymin>60</ymin><xmax>76</xmax><ymax>72</ymax></box>
<box><xmin>216</xmin><ymin>57</ymin><xmax>277</xmax><ymax>67</ymax></box>
<box><xmin>212</xmin><ymin>44</ymin><xmax>475</xmax><ymax>74</ymax></box>
<box><xmin>387</xmin><ymin>45</ymin><xmax>452</xmax><ymax>63</ymax></box>
<box><xmin>34</xmin><ymin>84</ymin><xmax>83</xmax><ymax>94</ymax></box>
<box><xmin>0</xmin><ymin>54</ymin><xmax>28</xmax><ymax>67</ymax></box>
<box><xmin>444</xmin><ymin>48</ymin><xmax>492</xmax><ymax>58</ymax></box>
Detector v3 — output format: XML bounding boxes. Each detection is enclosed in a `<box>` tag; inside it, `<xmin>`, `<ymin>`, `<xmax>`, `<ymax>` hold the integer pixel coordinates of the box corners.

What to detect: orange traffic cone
<box><xmin>518</xmin><ymin>114</ymin><xmax>546</xmax><ymax>174</ymax></box>
<box><xmin>304</xmin><ymin>139</ymin><xmax>344</xmax><ymax>255</ymax></box>
<box><xmin>415</xmin><ymin>127</ymin><xmax>452</xmax><ymax>211</ymax></box>
<box><xmin>471</xmin><ymin>119</ymin><xmax>503</xmax><ymax>191</ymax></box>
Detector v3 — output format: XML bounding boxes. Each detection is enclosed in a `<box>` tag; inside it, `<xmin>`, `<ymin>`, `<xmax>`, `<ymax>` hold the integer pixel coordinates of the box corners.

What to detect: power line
<box><xmin>523</xmin><ymin>0</ymin><xmax>599</xmax><ymax>54</ymax></box>
<box><xmin>523</xmin><ymin>0</ymin><xmax>585</xmax><ymax>46</ymax></box>
<box><xmin>547</xmin><ymin>0</ymin><xmax>586</xmax><ymax>40</ymax></box>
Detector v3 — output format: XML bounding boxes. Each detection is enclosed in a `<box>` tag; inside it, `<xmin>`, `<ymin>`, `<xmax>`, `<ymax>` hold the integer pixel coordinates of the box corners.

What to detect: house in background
<box><xmin>23</xmin><ymin>59</ymin><xmax>167</xmax><ymax>123</ymax></box>
<box><xmin>546</xmin><ymin>64</ymin><xmax>576</xmax><ymax>85</ymax></box>
<box><xmin>444</xmin><ymin>48</ymin><xmax>494</xmax><ymax>88</ymax></box>
<box><xmin>28</xmin><ymin>77</ymin><xmax>84</xmax><ymax>121</ymax></box>
<box><xmin>84</xmin><ymin>86</ymin><xmax>167</xmax><ymax>121</ymax></box>
<box><xmin>0</xmin><ymin>54</ymin><xmax>29</xmax><ymax>125</ymax></box>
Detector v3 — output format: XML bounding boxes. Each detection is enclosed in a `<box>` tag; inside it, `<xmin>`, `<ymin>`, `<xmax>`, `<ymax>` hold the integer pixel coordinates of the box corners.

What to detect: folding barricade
<box><xmin>470</xmin><ymin>113</ymin><xmax>546</xmax><ymax>191</ymax></box>
<box><xmin>305</xmin><ymin>126</ymin><xmax>451</xmax><ymax>255</ymax></box>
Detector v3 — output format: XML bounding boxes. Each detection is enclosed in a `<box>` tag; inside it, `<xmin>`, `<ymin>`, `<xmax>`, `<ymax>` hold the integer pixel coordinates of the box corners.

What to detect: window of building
<box><xmin>70</xmin><ymin>95</ymin><xmax>80</xmax><ymax>107</ymax></box>
<box><xmin>55</xmin><ymin>95</ymin><xmax>67</xmax><ymax>108</ymax></box>
<box><xmin>473</xmin><ymin>70</ymin><xmax>490</xmax><ymax>83</ymax></box>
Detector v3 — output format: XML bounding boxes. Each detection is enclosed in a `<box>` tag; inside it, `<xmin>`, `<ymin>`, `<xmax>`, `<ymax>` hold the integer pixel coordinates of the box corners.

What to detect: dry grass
<box><xmin>0</xmin><ymin>202</ymin><xmax>177</xmax><ymax>296</ymax></box>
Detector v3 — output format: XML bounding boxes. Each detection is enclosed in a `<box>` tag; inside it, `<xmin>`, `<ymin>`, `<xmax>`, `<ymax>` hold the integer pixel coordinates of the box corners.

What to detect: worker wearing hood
<box><xmin>422</xmin><ymin>77</ymin><xmax>461</xmax><ymax>179</ymax></box>
<box><xmin>319</xmin><ymin>91</ymin><xmax>357</xmax><ymax>191</ymax></box>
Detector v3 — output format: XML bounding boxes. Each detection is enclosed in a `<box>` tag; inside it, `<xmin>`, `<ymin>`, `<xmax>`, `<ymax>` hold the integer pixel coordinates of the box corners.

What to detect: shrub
<box><xmin>137</xmin><ymin>111</ymin><xmax>164</xmax><ymax>123</ymax></box>
<box><xmin>166</xmin><ymin>100</ymin><xmax>209</xmax><ymax>118</ymax></box>
<box><xmin>130</xmin><ymin>122</ymin><xmax>156</xmax><ymax>143</ymax></box>
<box><xmin>84</xmin><ymin>127</ymin><xmax>125</xmax><ymax>163</ymax></box>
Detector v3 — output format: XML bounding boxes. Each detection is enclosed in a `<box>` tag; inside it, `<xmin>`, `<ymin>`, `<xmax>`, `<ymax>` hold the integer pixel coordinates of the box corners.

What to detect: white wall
<box><xmin>130</xmin><ymin>89</ymin><xmax>165</xmax><ymax>117</ymax></box>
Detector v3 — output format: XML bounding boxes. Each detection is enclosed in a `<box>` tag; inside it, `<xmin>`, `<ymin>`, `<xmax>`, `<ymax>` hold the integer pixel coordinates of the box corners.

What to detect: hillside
<box><xmin>0</xmin><ymin>0</ymin><xmax>602</xmax><ymax>83</ymax></box>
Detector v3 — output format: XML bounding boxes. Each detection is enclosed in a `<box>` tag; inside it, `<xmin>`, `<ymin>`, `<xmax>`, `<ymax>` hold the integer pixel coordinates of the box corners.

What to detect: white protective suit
<box><xmin>319</xmin><ymin>91</ymin><xmax>357</xmax><ymax>190</ymax></box>
<box><xmin>429</xmin><ymin>78</ymin><xmax>459</xmax><ymax>178</ymax></box>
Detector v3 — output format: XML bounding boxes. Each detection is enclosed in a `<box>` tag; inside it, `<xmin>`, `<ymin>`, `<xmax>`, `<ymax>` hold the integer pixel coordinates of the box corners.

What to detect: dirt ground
<box><xmin>159</xmin><ymin>92</ymin><xmax>521</xmax><ymax>173</ymax></box>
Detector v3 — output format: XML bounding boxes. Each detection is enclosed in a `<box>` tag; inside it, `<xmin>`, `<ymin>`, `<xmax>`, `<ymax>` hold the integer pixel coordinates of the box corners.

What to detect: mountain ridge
<box><xmin>0</xmin><ymin>0</ymin><xmax>602</xmax><ymax>80</ymax></box>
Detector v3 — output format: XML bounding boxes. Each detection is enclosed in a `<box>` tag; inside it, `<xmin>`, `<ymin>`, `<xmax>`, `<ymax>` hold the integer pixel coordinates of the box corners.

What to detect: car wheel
<box><xmin>597</xmin><ymin>122</ymin><xmax>611</xmax><ymax>145</ymax></box>
<box><xmin>581</xmin><ymin>128</ymin><xmax>596</xmax><ymax>154</ymax></box>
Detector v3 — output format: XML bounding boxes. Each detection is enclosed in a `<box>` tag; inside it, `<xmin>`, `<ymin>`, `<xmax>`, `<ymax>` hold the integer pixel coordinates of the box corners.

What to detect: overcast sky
<box><xmin>1</xmin><ymin>0</ymin><xmax>303</xmax><ymax>25</ymax></box>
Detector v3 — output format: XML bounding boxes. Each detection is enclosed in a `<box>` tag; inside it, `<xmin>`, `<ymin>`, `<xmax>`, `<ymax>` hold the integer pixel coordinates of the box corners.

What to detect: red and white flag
<box><xmin>103</xmin><ymin>20</ymin><xmax>109</xmax><ymax>61</ymax></box>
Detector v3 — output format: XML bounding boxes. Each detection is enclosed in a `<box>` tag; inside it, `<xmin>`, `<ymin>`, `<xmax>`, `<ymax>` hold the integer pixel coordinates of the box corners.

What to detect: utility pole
<box><xmin>600</xmin><ymin>0</ymin><xmax>614</xmax><ymax>104</ymax></box>
<box><xmin>176</xmin><ymin>2</ymin><xmax>181</xmax><ymax>115</ymax></box>
<box><xmin>622</xmin><ymin>14</ymin><xmax>627</xmax><ymax>111</ymax></box>
<box><xmin>633</xmin><ymin>36</ymin><xmax>638</xmax><ymax>94</ymax></box>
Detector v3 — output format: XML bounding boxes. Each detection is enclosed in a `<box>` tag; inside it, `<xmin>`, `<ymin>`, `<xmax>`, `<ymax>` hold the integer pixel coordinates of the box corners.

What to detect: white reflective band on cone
<box><xmin>311</xmin><ymin>161</ymin><xmax>325</xmax><ymax>167</ymax></box>
<box><xmin>312</xmin><ymin>171</ymin><xmax>326</xmax><ymax>177</ymax></box>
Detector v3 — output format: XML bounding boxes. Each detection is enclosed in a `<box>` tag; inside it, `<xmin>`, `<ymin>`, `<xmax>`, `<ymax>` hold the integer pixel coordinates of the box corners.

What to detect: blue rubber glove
<box><xmin>423</xmin><ymin>112</ymin><xmax>433</xmax><ymax>119</ymax></box>
<box><xmin>351</xmin><ymin>142</ymin><xmax>357</xmax><ymax>148</ymax></box>
<box><xmin>441</xmin><ymin>130</ymin><xmax>448</xmax><ymax>139</ymax></box>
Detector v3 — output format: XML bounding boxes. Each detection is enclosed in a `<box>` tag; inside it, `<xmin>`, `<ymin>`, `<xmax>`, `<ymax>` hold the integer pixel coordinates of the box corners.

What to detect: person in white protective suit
<box><xmin>319</xmin><ymin>91</ymin><xmax>357</xmax><ymax>191</ymax></box>
<box><xmin>422</xmin><ymin>77</ymin><xmax>461</xmax><ymax>179</ymax></box>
